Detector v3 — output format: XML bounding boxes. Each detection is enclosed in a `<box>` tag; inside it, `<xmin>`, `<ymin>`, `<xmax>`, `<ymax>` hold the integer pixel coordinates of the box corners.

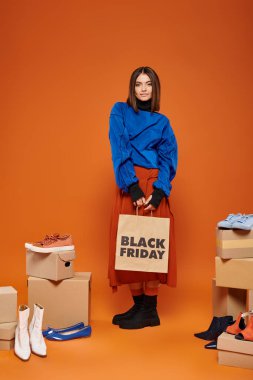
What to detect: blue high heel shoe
<box><xmin>43</xmin><ymin>322</ymin><xmax>85</xmax><ymax>337</ymax></box>
<box><xmin>45</xmin><ymin>325</ymin><xmax>92</xmax><ymax>341</ymax></box>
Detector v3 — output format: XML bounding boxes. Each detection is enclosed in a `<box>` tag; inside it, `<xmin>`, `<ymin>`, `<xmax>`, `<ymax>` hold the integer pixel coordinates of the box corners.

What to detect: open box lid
<box><xmin>58</xmin><ymin>251</ymin><xmax>76</xmax><ymax>262</ymax></box>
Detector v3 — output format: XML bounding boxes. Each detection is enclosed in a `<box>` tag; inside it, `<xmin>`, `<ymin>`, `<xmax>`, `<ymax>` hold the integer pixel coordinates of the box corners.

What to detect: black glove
<box><xmin>146</xmin><ymin>188</ymin><xmax>166</xmax><ymax>208</ymax></box>
<box><xmin>128</xmin><ymin>182</ymin><xmax>145</xmax><ymax>202</ymax></box>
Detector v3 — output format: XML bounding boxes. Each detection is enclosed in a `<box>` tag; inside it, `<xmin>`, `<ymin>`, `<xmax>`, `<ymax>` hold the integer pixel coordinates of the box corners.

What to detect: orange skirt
<box><xmin>108</xmin><ymin>166</ymin><xmax>177</xmax><ymax>291</ymax></box>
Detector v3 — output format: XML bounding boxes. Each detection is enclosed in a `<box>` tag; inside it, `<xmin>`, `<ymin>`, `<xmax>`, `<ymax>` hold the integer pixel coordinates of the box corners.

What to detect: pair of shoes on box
<box><xmin>217</xmin><ymin>213</ymin><xmax>253</xmax><ymax>230</ymax></box>
<box><xmin>25</xmin><ymin>233</ymin><xmax>75</xmax><ymax>253</ymax></box>
<box><xmin>226</xmin><ymin>310</ymin><xmax>253</xmax><ymax>341</ymax></box>
<box><xmin>194</xmin><ymin>315</ymin><xmax>234</xmax><ymax>350</ymax></box>
<box><xmin>15</xmin><ymin>304</ymin><xmax>47</xmax><ymax>361</ymax></box>
<box><xmin>43</xmin><ymin>322</ymin><xmax>92</xmax><ymax>341</ymax></box>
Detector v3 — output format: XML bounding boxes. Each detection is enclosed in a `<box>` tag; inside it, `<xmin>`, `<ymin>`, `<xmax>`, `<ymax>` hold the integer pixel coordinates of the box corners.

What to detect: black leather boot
<box><xmin>112</xmin><ymin>294</ymin><xmax>144</xmax><ymax>325</ymax></box>
<box><xmin>119</xmin><ymin>295</ymin><xmax>160</xmax><ymax>329</ymax></box>
<box><xmin>194</xmin><ymin>315</ymin><xmax>234</xmax><ymax>341</ymax></box>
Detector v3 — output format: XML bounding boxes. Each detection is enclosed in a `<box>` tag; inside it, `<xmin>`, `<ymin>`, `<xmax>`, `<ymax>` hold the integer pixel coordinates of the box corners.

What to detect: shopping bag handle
<box><xmin>136</xmin><ymin>206</ymin><xmax>153</xmax><ymax>217</ymax></box>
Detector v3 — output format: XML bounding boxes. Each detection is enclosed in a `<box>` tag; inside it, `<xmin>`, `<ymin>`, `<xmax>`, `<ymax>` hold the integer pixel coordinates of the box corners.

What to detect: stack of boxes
<box><xmin>0</xmin><ymin>287</ymin><xmax>17</xmax><ymax>351</ymax></box>
<box><xmin>213</xmin><ymin>227</ymin><xmax>253</xmax><ymax>369</ymax></box>
<box><xmin>26</xmin><ymin>247</ymin><xmax>91</xmax><ymax>329</ymax></box>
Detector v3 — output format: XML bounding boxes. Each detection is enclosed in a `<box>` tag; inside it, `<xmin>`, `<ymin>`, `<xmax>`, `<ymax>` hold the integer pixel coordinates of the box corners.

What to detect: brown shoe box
<box><xmin>0</xmin><ymin>339</ymin><xmax>14</xmax><ymax>351</ymax></box>
<box><xmin>212</xmin><ymin>278</ymin><xmax>247</xmax><ymax>319</ymax></box>
<box><xmin>248</xmin><ymin>289</ymin><xmax>253</xmax><ymax>310</ymax></box>
<box><xmin>26</xmin><ymin>250</ymin><xmax>76</xmax><ymax>281</ymax></box>
<box><xmin>218</xmin><ymin>332</ymin><xmax>253</xmax><ymax>355</ymax></box>
<box><xmin>218</xmin><ymin>350</ymin><xmax>253</xmax><ymax>370</ymax></box>
<box><xmin>215</xmin><ymin>257</ymin><xmax>253</xmax><ymax>289</ymax></box>
<box><xmin>0</xmin><ymin>287</ymin><xmax>17</xmax><ymax>323</ymax></box>
<box><xmin>218</xmin><ymin>332</ymin><xmax>253</xmax><ymax>369</ymax></box>
<box><xmin>28</xmin><ymin>272</ymin><xmax>91</xmax><ymax>329</ymax></box>
<box><xmin>0</xmin><ymin>321</ymin><xmax>17</xmax><ymax>340</ymax></box>
<box><xmin>216</xmin><ymin>228</ymin><xmax>253</xmax><ymax>259</ymax></box>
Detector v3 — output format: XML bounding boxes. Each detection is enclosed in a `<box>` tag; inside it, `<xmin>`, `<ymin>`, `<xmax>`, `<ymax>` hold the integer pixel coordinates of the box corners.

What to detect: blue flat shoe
<box><xmin>45</xmin><ymin>325</ymin><xmax>92</xmax><ymax>341</ymax></box>
<box><xmin>217</xmin><ymin>213</ymin><xmax>243</xmax><ymax>229</ymax></box>
<box><xmin>232</xmin><ymin>214</ymin><xmax>253</xmax><ymax>230</ymax></box>
<box><xmin>43</xmin><ymin>322</ymin><xmax>85</xmax><ymax>337</ymax></box>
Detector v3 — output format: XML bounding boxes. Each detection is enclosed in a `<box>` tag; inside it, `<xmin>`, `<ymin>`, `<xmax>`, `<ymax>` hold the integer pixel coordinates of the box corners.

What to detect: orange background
<box><xmin>1</xmin><ymin>0</ymin><xmax>253</xmax><ymax>378</ymax></box>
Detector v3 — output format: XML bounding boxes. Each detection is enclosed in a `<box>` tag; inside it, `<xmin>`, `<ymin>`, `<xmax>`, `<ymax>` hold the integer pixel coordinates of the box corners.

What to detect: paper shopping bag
<box><xmin>115</xmin><ymin>214</ymin><xmax>170</xmax><ymax>273</ymax></box>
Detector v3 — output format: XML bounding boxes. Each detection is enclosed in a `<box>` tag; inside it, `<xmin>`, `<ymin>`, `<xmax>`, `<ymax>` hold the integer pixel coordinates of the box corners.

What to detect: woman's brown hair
<box><xmin>126</xmin><ymin>66</ymin><xmax>160</xmax><ymax>113</ymax></box>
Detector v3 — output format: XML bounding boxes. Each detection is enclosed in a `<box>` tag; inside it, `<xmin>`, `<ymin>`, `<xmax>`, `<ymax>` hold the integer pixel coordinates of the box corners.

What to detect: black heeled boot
<box><xmin>112</xmin><ymin>294</ymin><xmax>144</xmax><ymax>325</ymax></box>
<box><xmin>194</xmin><ymin>315</ymin><xmax>234</xmax><ymax>341</ymax></box>
<box><xmin>119</xmin><ymin>295</ymin><xmax>160</xmax><ymax>329</ymax></box>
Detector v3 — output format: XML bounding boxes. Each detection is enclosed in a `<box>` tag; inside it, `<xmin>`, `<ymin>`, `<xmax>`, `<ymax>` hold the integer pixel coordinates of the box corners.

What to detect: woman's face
<box><xmin>134</xmin><ymin>73</ymin><xmax>152</xmax><ymax>101</ymax></box>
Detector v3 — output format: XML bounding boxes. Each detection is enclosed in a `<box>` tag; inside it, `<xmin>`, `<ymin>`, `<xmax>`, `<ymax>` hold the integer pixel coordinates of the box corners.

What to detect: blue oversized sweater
<box><xmin>109</xmin><ymin>101</ymin><xmax>178</xmax><ymax>197</ymax></box>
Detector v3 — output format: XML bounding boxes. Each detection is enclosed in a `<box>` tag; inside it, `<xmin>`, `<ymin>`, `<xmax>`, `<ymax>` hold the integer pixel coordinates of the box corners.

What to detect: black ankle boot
<box><xmin>194</xmin><ymin>315</ymin><xmax>234</xmax><ymax>341</ymax></box>
<box><xmin>119</xmin><ymin>295</ymin><xmax>160</xmax><ymax>329</ymax></box>
<box><xmin>112</xmin><ymin>294</ymin><xmax>144</xmax><ymax>325</ymax></box>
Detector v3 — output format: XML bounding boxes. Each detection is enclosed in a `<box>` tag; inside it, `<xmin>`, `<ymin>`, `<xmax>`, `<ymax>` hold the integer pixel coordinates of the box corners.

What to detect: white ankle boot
<box><xmin>14</xmin><ymin>305</ymin><xmax>31</xmax><ymax>361</ymax></box>
<box><xmin>29</xmin><ymin>304</ymin><xmax>47</xmax><ymax>357</ymax></box>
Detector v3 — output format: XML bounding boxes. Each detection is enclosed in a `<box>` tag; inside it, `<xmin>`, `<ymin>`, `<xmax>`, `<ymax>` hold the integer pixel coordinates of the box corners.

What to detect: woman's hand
<box><xmin>143</xmin><ymin>195</ymin><xmax>156</xmax><ymax>211</ymax></box>
<box><xmin>144</xmin><ymin>188</ymin><xmax>166</xmax><ymax>211</ymax></box>
<box><xmin>133</xmin><ymin>197</ymin><xmax>146</xmax><ymax>207</ymax></box>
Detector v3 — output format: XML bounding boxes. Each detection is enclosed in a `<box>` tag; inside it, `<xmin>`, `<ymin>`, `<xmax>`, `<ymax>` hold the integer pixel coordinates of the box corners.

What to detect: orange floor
<box><xmin>1</xmin><ymin>298</ymin><xmax>252</xmax><ymax>380</ymax></box>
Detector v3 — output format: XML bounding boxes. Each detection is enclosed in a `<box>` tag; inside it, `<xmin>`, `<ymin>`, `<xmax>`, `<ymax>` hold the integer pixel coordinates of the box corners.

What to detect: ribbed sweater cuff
<box><xmin>128</xmin><ymin>182</ymin><xmax>145</xmax><ymax>202</ymax></box>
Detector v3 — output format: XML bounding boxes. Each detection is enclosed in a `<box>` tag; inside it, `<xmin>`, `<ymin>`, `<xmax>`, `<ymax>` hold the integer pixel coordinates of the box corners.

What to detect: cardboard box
<box><xmin>248</xmin><ymin>289</ymin><xmax>253</xmax><ymax>310</ymax></box>
<box><xmin>216</xmin><ymin>228</ymin><xmax>253</xmax><ymax>259</ymax></box>
<box><xmin>218</xmin><ymin>350</ymin><xmax>253</xmax><ymax>370</ymax></box>
<box><xmin>26</xmin><ymin>250</ymin><xmax>76</xmax><ymax>281</ymax></box>
<box><xmin>0</xmin><ymin>322</ymin><xmax>17</xmax><ymax>340</ymax></box>
<box><xmin>0</xmin><ymin>339</ymin><xmax>14</xmax><ymax>351</ymax></box>
<box><xmin>212</xmin><ymin>279</ymin><xmax>247</xmax><ymax>319</ymax></box>
<box><xmin>217</xmin><ymin>332</ymin><xmax>253</xmax><ymax>369</ymax></box>
<box><xmin>218</xmin><ymin>332</ymin><xmax>253</xmax><ymax>355</ymax></box>
<box><xmin>215</xmin><ymin>257</ymin><xmax>253</xmax><ymax>289</ymax></box>
<box><xmin>28</xmin><ymin>272</ymin><xmax>91</xmax><ymax>329</ymax></box>
<box><xmin>0</xmin><ymin>287</ymin><xmax>17</xmax><ymax>323</ymax></box>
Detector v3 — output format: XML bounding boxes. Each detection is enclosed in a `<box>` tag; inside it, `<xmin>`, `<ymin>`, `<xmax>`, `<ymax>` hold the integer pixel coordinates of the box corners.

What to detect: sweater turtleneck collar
<box><xmin>136</xmin><ymin>97</ymin><xmax>152</xmax><ymax>112</ymax></box>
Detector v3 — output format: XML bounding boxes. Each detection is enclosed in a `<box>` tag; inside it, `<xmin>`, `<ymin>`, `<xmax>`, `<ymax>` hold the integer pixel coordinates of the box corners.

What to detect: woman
<box><xmin>108</xmin><ymin>66</ymin><xmax>178</xmax><ymax>329</ymax></box>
